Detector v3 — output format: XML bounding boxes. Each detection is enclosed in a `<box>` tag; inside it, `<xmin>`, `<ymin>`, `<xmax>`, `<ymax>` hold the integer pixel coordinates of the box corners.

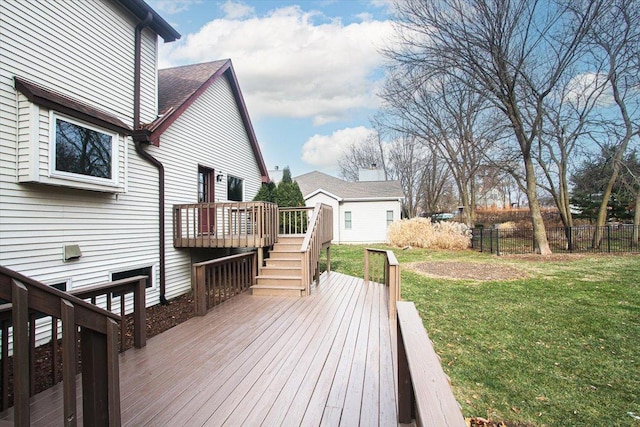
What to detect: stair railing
<box><xmin>300</xmin><ymin>203</ymin><xmax>333</xmax><ymax>295</ymax></box>
<box><xmin>192</xmin><ymin>252</ymin><xmax>257</xmax><ymax>316</ymax></box>
<box><xmin>0</xmin><ymin>266</ymin><xmax>121</xmax><ymax>425</ymax></box>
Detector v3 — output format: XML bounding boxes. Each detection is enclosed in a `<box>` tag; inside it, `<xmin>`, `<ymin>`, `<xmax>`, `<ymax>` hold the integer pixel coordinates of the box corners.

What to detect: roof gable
<box><xmin>295</xmin><ymin>171</ymin><xmax>405</xmax><ymax>201</ymax></box>
<box><xmin>151</xmin><ymin>60</ymin><xmax>269</xmax><ymax>182</ymax></box>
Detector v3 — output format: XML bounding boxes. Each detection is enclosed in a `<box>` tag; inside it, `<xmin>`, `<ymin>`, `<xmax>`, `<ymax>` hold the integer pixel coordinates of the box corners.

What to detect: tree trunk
<box><xmin>524</xmin><ymin>156</ymin><xmax>552</xmax><ymax>254</ymax></box>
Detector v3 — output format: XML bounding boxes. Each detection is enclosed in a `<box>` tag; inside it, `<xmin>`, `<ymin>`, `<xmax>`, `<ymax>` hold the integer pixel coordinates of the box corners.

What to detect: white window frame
<box><xmin>49</xmin><ymin>112</ymin><xmax>119</xmax><ymax>187</ymax></box>
<box><xmin>345</xmin><ymin>211</ymin><xmax>352</xmax><ymax>229</ymax></box>
<box><xmin>386</xmin><ymin>210</ymin><xmax>394</xmax><ymax>226</ymax></box>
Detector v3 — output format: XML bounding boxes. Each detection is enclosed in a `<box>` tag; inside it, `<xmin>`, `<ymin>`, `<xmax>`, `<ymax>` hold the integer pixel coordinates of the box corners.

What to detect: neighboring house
<box><xmin>295</xmin><ymin>171</ymin><xmax>404</xmax><ymax>244</ymax></box>
<box><xmin>0</xmin><ymin>0</ymin><xmax>268</xmax><ymax>307</ymax></box>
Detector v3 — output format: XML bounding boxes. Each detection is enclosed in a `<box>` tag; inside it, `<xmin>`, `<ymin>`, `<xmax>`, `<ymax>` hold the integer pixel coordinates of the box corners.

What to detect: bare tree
<box><xmin>379</xmin><ymin>70</ymin><xmax>498</xmax><ymax>226</ymax></box>
<box><xmin>338</xmin><ymin>126</ymin><xmax>388</xmax><ymax>181</ymax></box>
<box><xmin>387</xmin><ymin>0</ymin><xmax>603</xmax><ymax>254</ymax></box>
<box><xmin>583</xmin><ymin>0</ymin><xmax>640</xmax><ymax>247</ymax></box>
<box><xmin>533</xmin><ymin>67</ymin><xmax>608</xmax><ymax>248</ymax></box>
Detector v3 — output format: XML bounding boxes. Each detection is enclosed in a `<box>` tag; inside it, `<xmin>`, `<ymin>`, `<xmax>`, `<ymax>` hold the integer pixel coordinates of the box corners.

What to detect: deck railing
<box><xmin>279</xmin><ymin>206</ymin><xmax>313</xmax><ymax>235</ymax></box>
<box><xmin>0</xmin><ymin>266</ymin><xmax>121</xmax><ymax>425</ymax></box>
<box><xmin>300</xmin><ymin>203</ymin><xmax>333</xmax><ymax>295</ymax></box>
<box><xmin>173</xmin><ymin>202</ymin><xmax>278</xmax><ymax>249</ymax></box>
<box><xmin>364</xmin><ymin>248</ymin><xmax>400</xmax><ymax>319</ymax></box>
<box><xmin>71</xmin><ymin>276</ymin><xmax>147</xmax><ymax>352</ymax></box>
<box><xmin>363</xmin><ymin>249</ymin><xmax>465</xmax><ymax>426</ymax></box>
<box><xmin>192</xmin><ymin>252</ymin><xmax>257</xmax><ymax>316</ymax></box>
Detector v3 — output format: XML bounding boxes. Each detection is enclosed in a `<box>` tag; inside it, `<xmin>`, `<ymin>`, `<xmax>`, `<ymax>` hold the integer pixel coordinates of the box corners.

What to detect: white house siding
<box><xmin>339</xmin><ymin>199</ymin><xmax>401</xmax><ymax>244</ymax></box>
<box><xmin>0</xmin><ymin>0</ymin><xmax>163</xmax><ymax>308</ymax></box>
<box><xmin>304</xmin><ymin>192</ymin><xmax>340</xmax><ymax>244</ymax></box>
<box><xmin>155</xmin><ymin>73</ymin><xmax>264</xmax><ymax>300</ymax></box>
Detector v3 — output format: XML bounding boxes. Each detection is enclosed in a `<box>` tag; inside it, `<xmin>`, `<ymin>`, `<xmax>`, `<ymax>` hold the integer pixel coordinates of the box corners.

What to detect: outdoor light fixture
<box><xmin>216</xmin><ymin>173</ymin><xmax>224</xmax><ymax>182</ymax></box>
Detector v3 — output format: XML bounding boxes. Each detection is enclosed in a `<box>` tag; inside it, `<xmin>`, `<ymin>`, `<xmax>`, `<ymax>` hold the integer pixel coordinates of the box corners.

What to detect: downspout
<box><xmin>132</xmin><ymin>12</ymin><xmax>169</xmax><ymax>305</ymax></box>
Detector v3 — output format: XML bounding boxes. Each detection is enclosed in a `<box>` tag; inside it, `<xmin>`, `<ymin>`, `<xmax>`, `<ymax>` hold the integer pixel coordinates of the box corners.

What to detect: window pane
<box><xmin>387</xmin><ymin>210</ymin><xmax>394</xmax><ymax>226</ymax></box>
<box><xmin>55</xmin><ymin>118</ymin><xmax>112</xmax><ymax>179</ymax></box>
<box><xmin>227</xmin><ymin>176</ymin><xmax>243</xmax><ymax>201</ymax></box>
<box><xmin>112</xmin><ymin>266</ymin><xmax>152</xmax><ymax>289</ymax></box>
<box><xmin>345</xmin><ymin>211</ymin><xmax>352</xmax><ymax>229</ymax></box>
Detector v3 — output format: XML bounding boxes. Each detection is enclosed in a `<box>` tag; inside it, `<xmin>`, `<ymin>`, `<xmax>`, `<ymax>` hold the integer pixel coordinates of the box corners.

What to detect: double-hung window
<box><xmin>345</xmin><ymin>211</ymin><xmax>352</xmax><ymax>229</ymax></box>
<box><xmin>386</xmin><ymin>210</ymin><xmax>394</xmax><ymax>226</ymax></box>
<box><xmin>51</xmin><ymin>113</ymin><xmax>117</xmax><ymax>185</ymax></box>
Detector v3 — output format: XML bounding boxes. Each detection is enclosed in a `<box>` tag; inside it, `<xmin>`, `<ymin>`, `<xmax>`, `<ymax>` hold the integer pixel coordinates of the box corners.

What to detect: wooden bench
<box><xmin>397</xmin><ymin>301</ymin><xmax>466</xmax><ymax>426</ymax></box>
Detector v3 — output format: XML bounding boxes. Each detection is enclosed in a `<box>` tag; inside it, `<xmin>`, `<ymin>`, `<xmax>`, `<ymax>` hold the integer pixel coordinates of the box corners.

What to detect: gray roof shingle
<box><xmin>157</xmin><ymin>60</ymin><xmax>228</xmax><ymax>116</ymax></box>
<box><xmin>294</xmin><ymin>171</ymin><xmax>404</xmax><ymax>200</ymax></box>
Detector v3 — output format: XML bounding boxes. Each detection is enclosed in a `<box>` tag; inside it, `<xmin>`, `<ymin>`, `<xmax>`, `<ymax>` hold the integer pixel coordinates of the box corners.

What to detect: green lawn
<box><xmin>326</xmin><ymin>245</ymin><xmax>640</xmax><ymax>427</ymax></box>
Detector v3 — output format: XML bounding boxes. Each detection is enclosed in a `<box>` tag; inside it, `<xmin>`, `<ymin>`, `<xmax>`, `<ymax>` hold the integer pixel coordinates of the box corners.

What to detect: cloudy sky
<box><xmin>148</xmin><ymin>0</ymin><xmax>395</xmax><ymax>177</ymax></box>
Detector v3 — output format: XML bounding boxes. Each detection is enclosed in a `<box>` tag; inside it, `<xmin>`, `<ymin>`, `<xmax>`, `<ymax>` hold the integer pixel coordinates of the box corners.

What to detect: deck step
<box><xmin>268</xmin><ymin>250</ymin><xmax>303</xmax><ymax>260</ymax></box>
<box><xmin>265</xmin><ymin>258</ymin><xmax>301</xmax><ymax>268</ymax></box>
<box><xmin>255</xmin><ymin>275</ymin><xmax>303</xmax><ymax>286</ymax></box>
<box><xmin>273</xmin><ymin>243</ymin><xmax>301</xmax><ymax>251</ymax></box>
<box><xmin>250</xmin><ymin>284</ymin><xmax>305</xmax><ymax>297</ymax></box>
<box><xmin>277</xmin><ymin>235</ymin><xmax>305</xmax><ymax>243</ymax></box>
<box><xmin>259</xmin><ymin>266</ymin><xmax>302</xmax><ymax>276</ymax></box>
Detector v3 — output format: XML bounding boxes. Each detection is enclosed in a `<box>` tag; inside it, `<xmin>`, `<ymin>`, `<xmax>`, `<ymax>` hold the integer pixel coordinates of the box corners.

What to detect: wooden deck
<box><xmin>6</xmin><ymin>272</ymin><xmax>398</xmax><ymax>426</ymax></box>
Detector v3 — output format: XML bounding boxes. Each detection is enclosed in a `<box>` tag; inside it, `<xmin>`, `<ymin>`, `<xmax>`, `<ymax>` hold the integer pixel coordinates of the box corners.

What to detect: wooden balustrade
<box><xmin>173</xmin><ymin>202</ymin><xmax>278</xmax><ymax>249</ymax></box>
<box><xmin>0</xmin><ymin>265</ymin><xmax>121</xmax><ymax>425</ymax></box>
<box><xmin>300</xmin><ymin>203</ymin><xmax>333</xmax><ymax>295</ymax></box>
<box><xmin>364</xmin><ymin>248</ymin><xmax>400</xmax><ymax>319</ymax></box>
<box><xmin>278</xmin><ymin>206</ymin><xmax>313</xmax><ymax>235</ymax></box>
<box><xmin>192</xmin><ymin>252</ymin><xmax>257</xmax><ymax>316</ymax></box>
<box><xmin>71</xmin><ymin>275</ymin><xmax>147</xmax><ymax>352</ymax></box>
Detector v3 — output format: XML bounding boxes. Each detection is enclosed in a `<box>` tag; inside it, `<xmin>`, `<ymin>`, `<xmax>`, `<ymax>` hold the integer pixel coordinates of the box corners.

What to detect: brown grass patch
<box><xmin>406</xmin><ymin>261</ymin><xmax>528</xmax><ymax>281</ymax></box>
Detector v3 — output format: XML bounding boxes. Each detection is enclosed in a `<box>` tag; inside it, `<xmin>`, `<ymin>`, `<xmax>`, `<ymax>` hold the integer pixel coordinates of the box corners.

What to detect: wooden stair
<box><xmin>252</xmin><ymin>235</ymin><xmax>305</xmax><ymax>297</ymax></box>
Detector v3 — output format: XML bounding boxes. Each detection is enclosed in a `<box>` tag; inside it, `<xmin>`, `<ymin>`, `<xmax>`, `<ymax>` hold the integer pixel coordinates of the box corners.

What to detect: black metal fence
<box><xmin>471</xmin><ymin>225</ymin><xmax>640</xmax><ymax>255</ymax></box>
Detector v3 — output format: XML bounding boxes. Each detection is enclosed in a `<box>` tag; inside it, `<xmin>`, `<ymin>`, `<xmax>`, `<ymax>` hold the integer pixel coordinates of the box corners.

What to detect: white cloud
<box><xmin>220</xmin><ymin>0</ymin><xmax>255</xmax><ymax>19</ymax></box>
<box><xmin>159</xmin><ymin>5</ymin><xmax>394</xmax><ymax>125</ymax></box>
<box><xmin>301</xmin><ymin>126</ymin><xmax>376</xmax><ymax>167</ymax></box>
<box><xmin>369</xmin><ymin>0</ymin><xmax>396</xmax><ymax>14</ymax></box>
<box><xmin>564</xmin><ymin>72</ymin><xmax>611</xmax><ymax>107</ymax></box>
<box><xmin>152</xmin><ymin>0</ymin><xmax>201</xmax><ymax>15</ymax></box>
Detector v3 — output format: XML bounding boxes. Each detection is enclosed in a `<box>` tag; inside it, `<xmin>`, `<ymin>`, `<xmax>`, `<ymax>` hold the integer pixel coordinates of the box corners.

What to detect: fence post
<box><xmin>489</xmin><ymin>229</ymin><xmax>493</xmax><ymax>253</ymax></box>
<box><xmin>568</xmin><ymin>226</ymin><xmax>573</xmax><ymax>253</ymax></box>
<box><xmin>496</xmin><ymin>229</ymin><xmax>501</xmax><ymax>256</ymax></box>
<box><xmin>607</xmin><ymin>226</ymin><xmax>611</xmax><ymax>253</ymax></box>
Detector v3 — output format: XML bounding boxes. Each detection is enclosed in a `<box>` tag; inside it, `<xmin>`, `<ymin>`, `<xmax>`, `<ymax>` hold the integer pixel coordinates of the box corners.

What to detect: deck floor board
<box><xmin>3</xmin><ymin>272</ymin><xmax>397</xmax><ymax>426</ymax></box>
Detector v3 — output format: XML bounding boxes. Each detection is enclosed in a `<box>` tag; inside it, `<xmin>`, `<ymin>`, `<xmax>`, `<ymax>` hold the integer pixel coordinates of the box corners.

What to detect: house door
<box><xmin>198</xmin><ymin>166</ymin><xmax>215</xmax><ymax>234</ymax></box>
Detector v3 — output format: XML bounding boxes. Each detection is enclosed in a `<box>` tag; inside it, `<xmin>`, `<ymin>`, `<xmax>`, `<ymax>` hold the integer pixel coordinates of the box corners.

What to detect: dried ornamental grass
<box><xmin>387</xmin><ymin>218</ymin><xmax>471</xmax><ymax>250</ymax></box>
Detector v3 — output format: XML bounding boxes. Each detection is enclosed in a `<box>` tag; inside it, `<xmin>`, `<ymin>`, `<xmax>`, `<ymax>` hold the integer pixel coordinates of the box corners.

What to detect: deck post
<box><xmin>364</xmin><ymin>249</ymin><xmax>370</xmax><ymax>283</ymax></box>
<box><xmin>61</xmin><ymin>299</ymin><xmax>77</xmax><ymax>425</ymax></box>
<box><xmin>326</xmin><ymin>246</ymin><xmax>331</xmax><ymax>274</ymax></box>
<box><xmin>12</xmin><ymin>280</ymin><xmax>30</xmax><ymax>426</ymax></box>
<box><xmin>80</xmin><ymin>327</ymin><xmax>112</xmax><ymax>426</ymax></box>
<box><xmin>388</xmin><ymin>263</ymin><xmax>399</xmax><ymax>319</ymax></box>
<box><xmin>397</xmin><ymin>320</ymin><xmax>413</xmax><ymax>424</ymax></box>
<box><xmin>193</xmin><ymin>264</ymin><xmax>207</xmax><ymax>316</ymax></box>
<box><xmin>133</xmin><ymin>277</ymin><xmax>146</xmax><ymax>348</ymax></box>
<box><xmin>257</xmin><ymin>247</ymin><xmax>264</xmax><ymax>270</ymax></box>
